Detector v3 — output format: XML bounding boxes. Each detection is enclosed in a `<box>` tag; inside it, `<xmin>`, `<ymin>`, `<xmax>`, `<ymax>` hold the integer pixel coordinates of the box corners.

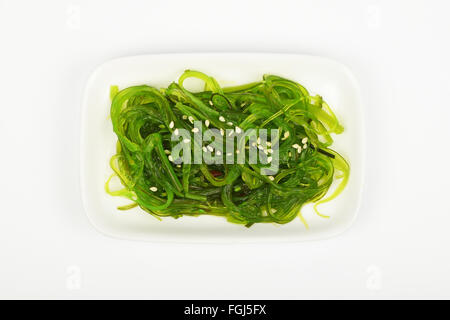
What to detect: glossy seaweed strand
<box><xmin>105</xmin><ymin>70</ymin><xmax>350</xmax><ymax>227</ymax></box>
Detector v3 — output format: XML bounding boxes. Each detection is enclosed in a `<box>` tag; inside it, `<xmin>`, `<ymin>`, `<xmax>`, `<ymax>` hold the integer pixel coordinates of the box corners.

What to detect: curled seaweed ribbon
<box><xmin>106</xmin><ymin>70</ymin><xmax>349</xmax><ymax>227</ymax></box>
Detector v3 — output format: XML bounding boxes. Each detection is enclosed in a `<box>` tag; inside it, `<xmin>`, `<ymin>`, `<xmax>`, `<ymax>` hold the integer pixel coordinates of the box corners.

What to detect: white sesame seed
<box><xmin>292</xmin><ymin>144</ymin><xmax>300</xmax><ymax>149</ymax></box>
<box><xmin>183</xmin><ymin>138</ymin><xmax>190</xmax><ymax>144</ymax></box>
<box><xmin>303</xmin><ymin>144</ymin><xmax>307</xmax><ymax>149</ymax></box>
<box><xmin>205</xmin><ymin>120</ymin><xmax>210</xmax><ymax>127</ymax></box>
<box><xmin>227</xmin><ymin>122</ymin><xmax>233</xmax><ymax>126</ymax></box>
<box><xmin>228</xmin><ymin>130</ymin><xmax>234</xmax><ymax>137</ymax></box>
<box><xmin>297</xmin><ymin>147</ymin><xmax>302</xmax><ymax>153</ymax></box>
<box><xmin>227</xmin><ymin>152</ymin><xmax>232</xmax><ymax>156</ymax></box>
<box><xmin>267</xmin><ymin>156</ymin><xmax>273</xmax><ymax>163</ymax></box>
<box><xmin>267</xmin><ymin>142</ymin><xmax>272</xmax><ymax>147</ymax></box>
<box><xmin>268</xmin><ymin>176</ymin><xmax>275</xmax><ymax>181</ymax></box>
<box><xmin>169</xmin><ymin>121</ymin><xmax>174</xmax><ymax>129</ymax></box>
<box><xmin>150</xmin><ymin>187</ymin><xmax>158</xmax><ymax>192</ymax></box>
<box><xmin>282</xmin><ymin>131</ymin><xmax>290</xmax><ymax>140</ymax></box>
<box><xmin>192</xmin><ymin>127</ymin><xmax>199</xmax><ymax>133</ymax></box>
<box><xmin>207</xmin><ymin>145</ymin><xmax>214</xmax><ymax>152</ymax></box>
<box><xmin>220</xmin><ymin>129</ymin><xmax>224</xmax><ymax>136</ymax></box>
<box><xmin>164</xmin><ymin>149</ymin><xmax>171</xmax><ymax>155</ymax></box>
<box><xmin>235</xmin><ymin>127</ymin><xmax>242</xmax><ymax>134</ymax></box>
<box><xmin>182</xmin><ymin>115</ymin><xmax>187</xmax><ymax>120</ymax></box>
<box><xmin>257</xmin><ymin>137</ymin><xmax>261</xmax><ymax>144</ymax></box>
<box><xmin>302</xmin><ymin>137</ymin><xmax>308</xmax><ymax>144</ymax></box>
<box><xmin>209</xmin><ymin>100</ymin><xmax>213</xmax><ymax>106</ymax></box>
<box><xmin>268</xmin><ymin>149</ymin><xmax>273</xmax><ymax>154</ymax></box>
<box><xmin>288</xmin><ymin>151</ymin><xmax>292</xmax><ymax>157</ymax></box>
<box><xmin>219</xmin><ymin>116</ymin><xmax>226</xmax><ymax>122</ymax></box>
<box><xmin>251</xmin><ymin>142</ymin><xmax>257</xmax><ymax>147</ymax></box>
<box><xmin>202</xmin><ymin>146</ymin><xmax>207</xmax><ymax>152</ymax></box>
<box><xmin>216</xmin><ymin>150</ymin><xmax>222</xmax><ymax>156</ymax></box>
<box><xmin>177</xmin><ymin>165</ymin><xmax>181</xmax><ymax>168</ymax></box>
<box><xmin>188</xmin><ymin>116</ymin><xmax>194</xmax><ymax>124</ymax></box>
<box><xmin>168</xmin><ymin>155</ymin><xmax>174</xmax><ymax>162</ymax></box>
<box><xmin>174</xmin><ymin>129</ymin><xmax>179</xmax><ymax>135</ymax></box>
<box><xmin>258</xmin><ymin>145</ymin><xmax>264</xmax><ymax>150</ymax></box>
<box><xmin>236</xmin><ymin>150</ymin><xmax>240</xmax><ymax>154</ymax></box>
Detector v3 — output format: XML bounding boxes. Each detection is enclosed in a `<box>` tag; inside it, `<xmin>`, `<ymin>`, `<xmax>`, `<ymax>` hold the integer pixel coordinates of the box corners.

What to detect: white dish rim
<box><xmin>80</xmin><ymin>53</ymin><xmax>365</xmax><ymax>244</ymax></box>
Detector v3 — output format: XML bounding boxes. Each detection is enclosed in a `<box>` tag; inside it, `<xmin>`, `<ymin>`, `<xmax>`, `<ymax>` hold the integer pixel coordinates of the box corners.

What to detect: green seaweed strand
<box><xmin>105</xmin><ymin>70</ymin><xmax>350</xmax><ymax>227</ymax></box>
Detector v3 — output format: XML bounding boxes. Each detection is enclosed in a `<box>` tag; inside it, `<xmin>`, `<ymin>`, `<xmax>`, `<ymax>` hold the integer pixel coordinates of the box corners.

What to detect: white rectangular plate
<box><xmin>81</xmin><ymin>53</ymin><xmax>364</xmax><ymax>243</ymax></box>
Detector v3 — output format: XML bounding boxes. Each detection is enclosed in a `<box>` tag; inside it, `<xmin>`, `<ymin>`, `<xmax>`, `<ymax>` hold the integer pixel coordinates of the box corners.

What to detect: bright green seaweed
<box><xmin>105</xmin><ymin>70</ymin><xmax>349</xmax><ymax>227</ymax></box>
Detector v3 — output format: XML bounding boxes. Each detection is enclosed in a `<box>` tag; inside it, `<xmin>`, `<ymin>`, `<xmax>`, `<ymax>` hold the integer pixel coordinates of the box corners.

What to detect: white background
<box><xmin>0</xmin><ymin>0</ymin><xmax>449</xmax><ymax>299</ymax></box>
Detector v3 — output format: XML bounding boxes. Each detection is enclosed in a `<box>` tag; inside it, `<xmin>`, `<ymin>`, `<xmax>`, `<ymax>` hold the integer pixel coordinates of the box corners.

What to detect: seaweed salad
<box><xmin>105</xmin><ymin>70</ymin><xmax>349</xmax><ymax>228</ymax></box>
